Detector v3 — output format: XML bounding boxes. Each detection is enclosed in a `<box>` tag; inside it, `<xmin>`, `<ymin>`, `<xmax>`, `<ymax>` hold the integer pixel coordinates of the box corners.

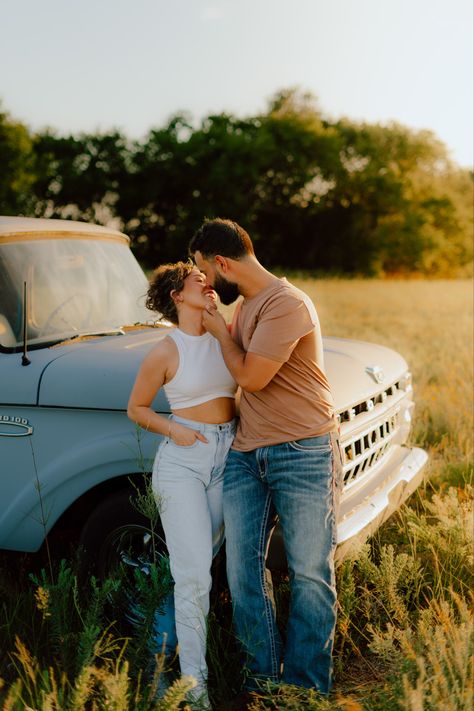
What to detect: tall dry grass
<box><xmin>304</xmin><ymin>278</ymin><xmax>473</xmax><ymax>478</ymax></box>
<box><xmin>1</xmin><ymin>279</ymin><xmax>472</xmax><ymax>710</ymax></box>
<box><xmin>221</xmin><ymin>277</ymin><xmax>473</xmax><ymax>481</ymax></box>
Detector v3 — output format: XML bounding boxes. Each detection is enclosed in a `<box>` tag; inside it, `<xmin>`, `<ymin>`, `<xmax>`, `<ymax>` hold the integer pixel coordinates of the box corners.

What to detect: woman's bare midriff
<box><xmin>172</xmin><ymin>397</ymin><xmax>235</xmax><ymax>424</ymax></box>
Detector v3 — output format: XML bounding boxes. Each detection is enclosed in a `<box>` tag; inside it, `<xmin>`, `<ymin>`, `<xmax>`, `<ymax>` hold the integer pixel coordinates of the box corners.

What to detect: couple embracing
<box><xmin>127</xmin><ymin>219</ymin><xmax>343</xmax><ymax>710</ymax></box>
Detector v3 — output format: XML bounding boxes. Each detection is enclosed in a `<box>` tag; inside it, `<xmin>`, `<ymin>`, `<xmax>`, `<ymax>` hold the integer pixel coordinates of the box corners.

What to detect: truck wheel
<box><xmin>79</xmin><ymin>488</ymin><xmax>168</xmax><ymax>579</ymax></box>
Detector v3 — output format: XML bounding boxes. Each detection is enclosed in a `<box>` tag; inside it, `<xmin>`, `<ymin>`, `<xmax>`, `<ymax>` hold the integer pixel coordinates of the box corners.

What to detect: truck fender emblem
<box><xmin>366</xmin><ymin>365</ymin><xmax>385</xmax><ymax>384</ymax></box>
<box><xmin>0</xmin><ymin>414</ymin><xmax>33</xmax><ymax>437</ymax></box>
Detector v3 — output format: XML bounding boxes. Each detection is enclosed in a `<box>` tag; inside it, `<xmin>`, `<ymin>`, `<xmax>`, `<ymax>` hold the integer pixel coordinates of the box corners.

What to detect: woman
<box><xmin>127</xmin><ymin>261</ymin><xmax>236</xmax><ymax>710</ymax></box>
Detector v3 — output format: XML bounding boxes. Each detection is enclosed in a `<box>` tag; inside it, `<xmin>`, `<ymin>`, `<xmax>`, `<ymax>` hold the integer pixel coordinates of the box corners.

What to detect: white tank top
<box><xmin>163</xmin><ymin>329</ymin><xmax>236</xmax><ymax>409</ymax></box>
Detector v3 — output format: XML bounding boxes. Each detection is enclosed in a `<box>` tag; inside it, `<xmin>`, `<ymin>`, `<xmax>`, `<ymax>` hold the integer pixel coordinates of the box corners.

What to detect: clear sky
<box><xmin>1</xmin><ymin>0</ymin><xmax>473</xmax><ymax>167</ymax></box>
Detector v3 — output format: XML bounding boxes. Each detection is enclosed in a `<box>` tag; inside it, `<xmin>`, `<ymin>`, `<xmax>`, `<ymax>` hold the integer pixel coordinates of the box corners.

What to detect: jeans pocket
<box><xmin>168</xmin><ymin>438</ymin><xmax>200</xmax><ymax>450</ymax></box>
<box><xmin>288</xmin><ymin>435</ymin><xmax>331</xmax><ymax>452</ymax></box>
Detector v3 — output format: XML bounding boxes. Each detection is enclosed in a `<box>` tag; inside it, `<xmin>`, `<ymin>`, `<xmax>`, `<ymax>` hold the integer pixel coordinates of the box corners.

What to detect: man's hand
<box><xmin>202</xmin><ymin>306</ymin><xmax>229</xmax><ymax>341</ymax></box>
<box><xmin>202</xmin><ymin>303</ymin><xmax>283</xmax><ymax>392</ymax></box>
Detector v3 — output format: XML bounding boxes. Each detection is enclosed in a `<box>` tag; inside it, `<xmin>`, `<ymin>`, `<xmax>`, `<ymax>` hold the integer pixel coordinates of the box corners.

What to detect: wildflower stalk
<box><xmin>28</xmin><ymin>437</ymin><xmax>54</xmax><ymax>583</ymax></box>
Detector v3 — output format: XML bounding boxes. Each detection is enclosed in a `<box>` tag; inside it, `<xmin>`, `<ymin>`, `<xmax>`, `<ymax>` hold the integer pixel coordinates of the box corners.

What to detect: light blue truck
<box><xmin>0</xmin><ymin>216</ymin><xmax>428</xmax><ymax>573</ymax></box>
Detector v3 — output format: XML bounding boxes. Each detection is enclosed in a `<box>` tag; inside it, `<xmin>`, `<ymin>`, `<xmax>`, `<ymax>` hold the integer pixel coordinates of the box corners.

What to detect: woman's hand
<box><xmin>169</xmin><ymin>421</ymin><xmax>208</xmax><ymax>446</ymax></box>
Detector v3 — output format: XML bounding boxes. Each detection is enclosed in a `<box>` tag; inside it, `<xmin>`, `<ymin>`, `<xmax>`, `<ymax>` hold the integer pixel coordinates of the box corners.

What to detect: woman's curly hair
<box><xmin>146</xmin><ymin>260</ymin><xmax>195</xmax><ymax>325</ymax></box>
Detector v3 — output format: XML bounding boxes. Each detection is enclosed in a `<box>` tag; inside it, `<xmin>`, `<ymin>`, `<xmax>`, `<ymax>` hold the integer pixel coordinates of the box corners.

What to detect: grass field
<box><xmin>0</xmin><ymin>279</ymin><xmax>472</xmax><ymax>710</ymax></box>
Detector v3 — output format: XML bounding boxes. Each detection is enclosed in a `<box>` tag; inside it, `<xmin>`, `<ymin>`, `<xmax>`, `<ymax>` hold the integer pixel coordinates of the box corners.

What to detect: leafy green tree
<box><xmin>321</xmin><ymin>119</ymin><xmax>472</xmax><ymax>274</ymax></box>
<box><xmin>116</xmin><ymin>114</ymin><xmax>200</xmax><ymax>265</ymax></box>
<box><xmin>0</xmin><ymin>93</ymin><xmax>471</xmax><ymax>275</ymax></box>
<box><xmin>32</xmin><ymin>130</ymin><xmax>131</xmax><ymax>224</ymax></box>
<box><xmin>250</xmin><ymin>90</ymin><xmax>341</xmax><ymax>268</ymax></box>
<box><xmin>0</xmin><ymin>108</ymin><xmax>36</xmax><ymax>214</ymax></box>
<box><xmin>120</xmin><ymin>113</ymin><xmax>269</xmax><ymax>265</ymax></box>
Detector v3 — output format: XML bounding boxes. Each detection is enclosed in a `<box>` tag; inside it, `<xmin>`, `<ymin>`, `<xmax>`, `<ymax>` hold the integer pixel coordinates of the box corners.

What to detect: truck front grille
<box><xmin>337</xmin><ymin>377</ymin><xmax>410</xmax><ymax>488</ymax></box>
<box><xmin>338</xmin><ymin>380</ymin><xmax>402</xmax><ymax>423</ymax></box>
<box><xmin>342</xmin><ymin>411</ymin><xmax>399</xmax><ymax>485</ymax></box>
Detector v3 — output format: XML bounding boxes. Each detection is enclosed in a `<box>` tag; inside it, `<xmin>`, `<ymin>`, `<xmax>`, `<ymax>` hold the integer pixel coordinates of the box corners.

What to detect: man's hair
<box><xmin>146</xmin><ymin>260</ymin><xmax>195</xmax><ymax>325</ymax></box>
<box><xmin>189</xmin><ymin>218</ymin><xmax>255</xmax><ymax>260</ymax></box>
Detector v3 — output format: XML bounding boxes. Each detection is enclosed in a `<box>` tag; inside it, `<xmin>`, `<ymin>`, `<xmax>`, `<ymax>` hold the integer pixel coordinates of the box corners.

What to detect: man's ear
<box><xmin>215</xmin><ymin>255</ymin><xmax>229</xmax><ymax>273</ymax></box>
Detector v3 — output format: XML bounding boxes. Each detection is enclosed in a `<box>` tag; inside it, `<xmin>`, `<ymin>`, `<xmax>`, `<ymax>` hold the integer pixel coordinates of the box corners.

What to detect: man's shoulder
<box><xmin>239</xmin><ymin>279</ymin><xmax>319</xmax><ymax>332</ymax></box>
<box><xmin>256</xmin><ymin>278</ymin><xmax>303</xmax><ymax>305</ymax></box>
<box><xmin>278</xmin><ymin>278</ymin><xmax>309</xmax><ymax>300</ymax></box>
<box><xmin>263</xmin><ymin>279</ymin><xmax>318</xmax><ymax>319</ymax></box>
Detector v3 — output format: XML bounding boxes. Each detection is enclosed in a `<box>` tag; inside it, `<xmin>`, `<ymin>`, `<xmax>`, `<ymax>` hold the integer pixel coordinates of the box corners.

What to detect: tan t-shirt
<box><xmin>231</xmin><ymin>278</ymin><xmax>337</xmax><ymax>451</ymax></box>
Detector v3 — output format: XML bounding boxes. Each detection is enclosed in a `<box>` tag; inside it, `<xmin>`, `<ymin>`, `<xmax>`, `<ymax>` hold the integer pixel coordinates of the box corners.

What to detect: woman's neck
<box><xmin>177</xmin><ymin>309</ymin><xmax>206</xmax><ymax>336</ymax></box>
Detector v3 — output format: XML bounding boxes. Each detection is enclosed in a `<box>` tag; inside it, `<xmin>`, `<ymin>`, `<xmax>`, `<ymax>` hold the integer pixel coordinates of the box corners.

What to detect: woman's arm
<box><xmin>127</xmin><ymin>340</ymin><xmax>208</xmax><ymax>445</ymax></box>
<box><xmin>127</xmin><ymin>343</ymin><xmax>171</xmax><ymax>435</ymax></box>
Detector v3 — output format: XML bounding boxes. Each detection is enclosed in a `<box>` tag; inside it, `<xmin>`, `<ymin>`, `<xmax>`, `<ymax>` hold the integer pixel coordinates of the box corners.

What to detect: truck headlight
<box><xmin>397</xmin><ymin>401</ymin><xmax>415</xmax><ymax>444</ymax></box>
<box><xmin>400</xmin><ymin>371</ymin><xmax>413</xmax><ymax>393</ymax></box>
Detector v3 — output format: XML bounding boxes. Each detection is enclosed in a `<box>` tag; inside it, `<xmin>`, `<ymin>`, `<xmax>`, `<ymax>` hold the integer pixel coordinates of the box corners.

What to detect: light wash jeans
<box><xmin>152</xmin><ymin>415</ymin><xmax>236</xmax><ymax>704</ymax></box>
<box><xmin>223</xmin><ymin>431</ymin><xmax>343</xmax><ymax>694</ymax></box>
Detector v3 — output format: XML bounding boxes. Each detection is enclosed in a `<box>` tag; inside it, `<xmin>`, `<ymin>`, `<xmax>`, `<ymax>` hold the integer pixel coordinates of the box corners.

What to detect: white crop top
<box><xmin>163</xmin><ymin>329</ymin><xmax>236</xmax><ymax>409</ymax></box>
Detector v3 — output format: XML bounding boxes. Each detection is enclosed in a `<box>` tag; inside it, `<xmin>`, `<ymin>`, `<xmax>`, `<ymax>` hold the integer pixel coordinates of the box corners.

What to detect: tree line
<box><xmin>1</xmin><ymin>89</ymin><xmax>472</xmax><ymax>275</ymax></box>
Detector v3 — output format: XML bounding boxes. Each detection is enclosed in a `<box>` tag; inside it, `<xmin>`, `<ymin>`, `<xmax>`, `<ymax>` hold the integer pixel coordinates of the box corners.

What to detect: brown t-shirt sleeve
<box><xmin>247</xmin><ymin>293</ymin><xmax>315</xmax><ymax>363</ymax></box>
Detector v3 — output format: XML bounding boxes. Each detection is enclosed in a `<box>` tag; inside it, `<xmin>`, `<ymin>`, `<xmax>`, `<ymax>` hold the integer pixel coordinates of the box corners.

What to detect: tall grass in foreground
<box><xmin>1</xmin><ymin>279</ymin><xmax>472</xmax><ymax>710</ymax></box>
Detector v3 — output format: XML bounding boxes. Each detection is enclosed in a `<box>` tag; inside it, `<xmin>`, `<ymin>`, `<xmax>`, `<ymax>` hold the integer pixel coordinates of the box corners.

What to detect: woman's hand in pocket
<box><xmin>169</xmin><ymin>422</ymin><xmax>208</xmax><ymax>446</ymax></box>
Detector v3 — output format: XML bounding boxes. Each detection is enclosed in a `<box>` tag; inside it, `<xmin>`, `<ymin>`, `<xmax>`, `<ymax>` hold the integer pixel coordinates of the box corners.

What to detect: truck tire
<box><xmin>79</xmin><ymin>488</ymin><xmax>167</xmax><ymax>579</ymax></box>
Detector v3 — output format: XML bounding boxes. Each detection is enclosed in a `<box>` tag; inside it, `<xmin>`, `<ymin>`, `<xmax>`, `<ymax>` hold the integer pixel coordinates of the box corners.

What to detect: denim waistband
<box><xmin>170</xmin><ymin>414</ymin><xmax>236</xmax><ymax>434</ymax></box>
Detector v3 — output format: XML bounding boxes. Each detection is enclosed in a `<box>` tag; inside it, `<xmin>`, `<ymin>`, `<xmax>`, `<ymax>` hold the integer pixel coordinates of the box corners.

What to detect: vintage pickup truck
<box><xmin>0</xmin><ymin>216</ymin><xmax>428</xmax><ymax>573</ymax></box>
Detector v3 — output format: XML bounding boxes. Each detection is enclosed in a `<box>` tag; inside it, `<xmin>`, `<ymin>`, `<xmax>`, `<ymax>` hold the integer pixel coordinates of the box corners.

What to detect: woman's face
<box><xmin>178</xmin><ymin>267</ymin><xmax>217</xmax><ymax>310</ymax></box>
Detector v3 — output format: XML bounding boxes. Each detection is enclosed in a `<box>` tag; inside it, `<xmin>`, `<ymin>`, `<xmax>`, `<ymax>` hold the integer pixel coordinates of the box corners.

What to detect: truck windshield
<box><xmin>0</xmin><ymin>238</ymin><xmax>153</xmax><ymax>349</ymax></box>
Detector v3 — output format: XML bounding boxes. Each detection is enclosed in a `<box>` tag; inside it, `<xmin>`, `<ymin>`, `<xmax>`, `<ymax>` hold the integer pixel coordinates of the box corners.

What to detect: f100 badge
<box><xmin>0</xmin><ymin>415</ymin><xmax>33</xmax><ymax>437</ymax></box>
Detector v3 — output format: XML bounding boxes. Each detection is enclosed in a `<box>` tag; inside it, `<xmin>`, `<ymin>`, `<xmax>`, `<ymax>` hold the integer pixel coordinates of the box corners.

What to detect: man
<box><xmin>188</xmin><ymin>218</ymin><xmax>343</xmax><ymax>702</ymax></box>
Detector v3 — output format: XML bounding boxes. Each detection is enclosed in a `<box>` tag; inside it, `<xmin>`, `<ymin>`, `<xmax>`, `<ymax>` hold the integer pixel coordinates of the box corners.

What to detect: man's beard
<box><xmin>213</xmin><ymin>273</ymin><xmax>240</xmax><ymax>305</ymax></box>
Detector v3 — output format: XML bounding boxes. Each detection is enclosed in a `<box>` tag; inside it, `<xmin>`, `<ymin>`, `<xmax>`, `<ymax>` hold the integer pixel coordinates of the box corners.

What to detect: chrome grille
<box><xmin>337</xmin><ymin>374</ymin><xmax>411</xmax><ymax>488</ymax></box>
<box><xmin>338</xmin><ymin>380</ymin><xmax>402</xmax><ymax>423</ymax></box>
<box><xmin>342</xmin><ymin>411</ymin><xmax>399</xmax><ymax>486</ymax></box>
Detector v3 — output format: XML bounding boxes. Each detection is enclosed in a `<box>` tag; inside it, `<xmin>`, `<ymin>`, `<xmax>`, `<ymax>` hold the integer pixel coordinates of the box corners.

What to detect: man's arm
<box><xmin>202</xmin><ymin>308</ymin><xmax>282</xmax><ymax>392</ymax></box>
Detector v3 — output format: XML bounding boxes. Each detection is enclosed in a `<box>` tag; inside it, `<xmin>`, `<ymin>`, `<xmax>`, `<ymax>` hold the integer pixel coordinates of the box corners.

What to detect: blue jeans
<box><xmin>223</xmin><ymin>431</ymin><xmax>343</xmax><ymax>694</ymax></box>
<box><xmin>152</xmin><ymin>415</ymin><xmax>236</xmax><ymax>704</ymax></box>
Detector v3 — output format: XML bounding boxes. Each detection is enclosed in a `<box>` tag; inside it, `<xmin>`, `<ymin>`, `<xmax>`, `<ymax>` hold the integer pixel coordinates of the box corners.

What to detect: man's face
<box><xmin>212</xmin><ymin>273</ymin><xmax>241</xmax><ymax>305</ymax></box>
<box><xmin>193</xmin><ymin>251</ymin><xmax>240</xmax><ymax>305</ymax></box>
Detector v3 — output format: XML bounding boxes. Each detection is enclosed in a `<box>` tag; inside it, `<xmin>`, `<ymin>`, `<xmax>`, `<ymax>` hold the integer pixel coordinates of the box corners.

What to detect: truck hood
<box><xmin>38</xmin><ymin>327</ymin><xmax>173</xmax><ymax>412</ymax></box>
<box><xmin>36</xmin><ymin>330</ymin><xmax>408</xmax><ymax>412</ymax></box>
<box><xmin>323</xmin><ymin>336</ymin><xmax>408</xmax><ymax>410</ymax></box>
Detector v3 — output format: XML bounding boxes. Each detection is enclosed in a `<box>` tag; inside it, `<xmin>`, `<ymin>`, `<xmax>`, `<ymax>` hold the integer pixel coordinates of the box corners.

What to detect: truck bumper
<box><xmin>335</xmin><ymin>445</ymin><xmax>428</xmax><ymax>562</ymax></box>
